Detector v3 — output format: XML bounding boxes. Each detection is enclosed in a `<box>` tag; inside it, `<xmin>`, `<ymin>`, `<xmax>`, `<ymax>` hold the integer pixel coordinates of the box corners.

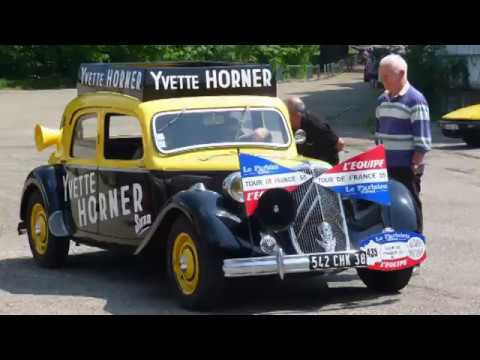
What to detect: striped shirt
<box><xmin>375</xmin><ymin>83</ymin><xmax>432</xmax><ymax>167</ymax></box>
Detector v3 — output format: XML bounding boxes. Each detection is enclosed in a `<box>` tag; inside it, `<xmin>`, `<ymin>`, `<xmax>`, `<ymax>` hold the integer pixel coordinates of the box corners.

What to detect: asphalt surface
<box><xmin>1</xmin><ymin>73</ymin><xmax>479</xmax><ymax>314</ymax></box>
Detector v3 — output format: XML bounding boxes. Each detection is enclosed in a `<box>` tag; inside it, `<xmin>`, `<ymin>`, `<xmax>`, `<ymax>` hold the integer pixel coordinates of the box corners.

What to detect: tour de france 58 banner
<box><xmin>239</xmin><ymin>153</ymin><xmax>312</xmax><ymax>216</ymax></box>
<box><xmin>239</xmin><ymin>145</ymin><xmax>390</xmax><ymax>217</ymax></box>
<box><xmin>314</xmin><ymin>145</ymin><xmax>390</xmax><ymax>205</ymax></box>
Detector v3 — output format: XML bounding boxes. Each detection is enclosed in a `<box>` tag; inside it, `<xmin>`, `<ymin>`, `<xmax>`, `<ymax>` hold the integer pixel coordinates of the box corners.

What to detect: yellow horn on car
<box><xmin>34</xmin><ymin>124</ymin><xmax>62</xmax><ymax>151</ymax></box>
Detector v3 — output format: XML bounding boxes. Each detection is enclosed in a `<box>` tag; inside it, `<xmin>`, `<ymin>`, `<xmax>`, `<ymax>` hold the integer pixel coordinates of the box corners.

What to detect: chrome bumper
<box><xmin>223</xmin><ymin>249</ymin><xmax>363</xmax><ymax>280</ymax></box>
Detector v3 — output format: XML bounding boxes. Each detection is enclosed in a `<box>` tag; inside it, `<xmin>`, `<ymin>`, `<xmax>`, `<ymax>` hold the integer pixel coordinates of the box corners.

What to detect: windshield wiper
<box><xmin>157</xmin><ymin>108</ymin><xmax>187</xmax><ymax>133</ymax></box>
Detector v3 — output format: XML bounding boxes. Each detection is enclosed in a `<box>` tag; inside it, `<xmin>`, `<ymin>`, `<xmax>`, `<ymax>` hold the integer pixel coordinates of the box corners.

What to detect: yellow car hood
<box><xmin>443</xmin><ymin>104</ymin><xmax>480</xmax><ymax>121</ymax></box>
<box><xmin>152</xmin><ymin>149</ymin><xmax>331</xmax><ymax>172</ymax></box>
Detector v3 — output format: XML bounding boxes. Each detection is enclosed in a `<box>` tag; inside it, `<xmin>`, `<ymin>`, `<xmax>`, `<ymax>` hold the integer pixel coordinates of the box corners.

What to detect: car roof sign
<box><xmin>77</xmin><ymin>62</ymin><xmax>277</xmax><ymax>101</ymax></box>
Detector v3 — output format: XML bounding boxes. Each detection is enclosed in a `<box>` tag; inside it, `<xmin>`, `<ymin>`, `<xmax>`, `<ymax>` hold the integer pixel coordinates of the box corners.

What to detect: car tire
<box><xmin>463</xmin><ymin>135</ymin><xmax>480</xmax><ymax>147</ymax></box>
<box><xmin>357</xmin><ymin>267</ymin><xmax>413</xmax><ymax>293</ymax></box>
<box><xmin>26</xmin><ymin>190</ymin><xmax>70</xmax><ymax>268</ymax></box>
<box><xmin>166</xmin><ymin>215</ymin><xmax>226</xmax><ymax>311</ymax></box>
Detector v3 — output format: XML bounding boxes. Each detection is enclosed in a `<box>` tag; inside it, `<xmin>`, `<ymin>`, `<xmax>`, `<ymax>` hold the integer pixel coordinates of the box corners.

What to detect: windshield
<box><xmin>152</xmin><ymin>108</ymin><xmax>290</xmax><ymax>153</ymax></box>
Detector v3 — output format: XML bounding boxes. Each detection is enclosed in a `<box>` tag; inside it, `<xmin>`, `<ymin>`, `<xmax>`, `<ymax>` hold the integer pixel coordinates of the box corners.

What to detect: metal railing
<box><xmin>276</xmin><ymin>55</ymin><xmax>357</xmax><ymax>82</ymax></box>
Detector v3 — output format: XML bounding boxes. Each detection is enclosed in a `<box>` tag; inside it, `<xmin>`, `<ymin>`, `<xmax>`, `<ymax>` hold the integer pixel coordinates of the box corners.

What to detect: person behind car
<box><xmin>286</xmin><ymin>96</ymin><xmax>345</xmax><ymax>166</ymax></box>
<box><xmin>365</xmin><ymin>48</ymin><xmax>379</xmax><ymax>88</ymax></box>
<box><xmin>376</xmin><ymin>54</ymin><xmax>432</xmax><ymax>233</ymax></box>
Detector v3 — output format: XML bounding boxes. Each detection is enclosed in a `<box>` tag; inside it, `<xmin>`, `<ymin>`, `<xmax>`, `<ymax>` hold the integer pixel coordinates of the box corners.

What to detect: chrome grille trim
<box><xmin>289</xmin><ymin>164</ymin><xmax>350</xmax><ymax>255</ymax></box>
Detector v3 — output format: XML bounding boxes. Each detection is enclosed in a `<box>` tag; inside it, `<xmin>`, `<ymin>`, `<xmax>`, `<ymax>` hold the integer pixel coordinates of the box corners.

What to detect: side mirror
<box><xmin>294</xmin><ymin>129</ymin><xmax>307</xmax><ymax>145</ymax></box>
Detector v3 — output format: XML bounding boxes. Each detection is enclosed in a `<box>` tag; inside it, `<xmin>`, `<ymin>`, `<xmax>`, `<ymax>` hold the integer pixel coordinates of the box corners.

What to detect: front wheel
<box><xmin>166</xmin><ymin>216</ymin><xmax>226</xmax><ymax>311</ymax></box>
<box><xmin>357</xmin><ymin>267</ymin><xmax>413</xmax><ymax>293</ymax></box>
<box><xmin>26</xmin><ymin>191</ymin><xmax>70</xmax><ymax>268</ymax></box>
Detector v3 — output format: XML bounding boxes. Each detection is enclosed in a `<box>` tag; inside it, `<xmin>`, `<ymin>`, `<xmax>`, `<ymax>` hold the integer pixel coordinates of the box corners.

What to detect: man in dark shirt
<box><xmin>286</xmin><ymin>96</ymin><xmax>345</xmax><ymax>166</ymax></box>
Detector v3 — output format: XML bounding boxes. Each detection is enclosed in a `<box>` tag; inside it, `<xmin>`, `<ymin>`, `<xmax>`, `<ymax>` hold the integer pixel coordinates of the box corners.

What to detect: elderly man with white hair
<box><xmin>376</xmin><ymin>54</ymin><xmax>432</xmax><ymax>233</ymax></box>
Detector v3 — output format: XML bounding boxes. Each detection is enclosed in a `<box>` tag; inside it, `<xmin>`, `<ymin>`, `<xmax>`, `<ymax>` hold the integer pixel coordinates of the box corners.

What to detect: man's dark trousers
<box><xmin>388</xmin><ymin>167</ymin><xmax>423</xmax><ymax>234</ymax></box>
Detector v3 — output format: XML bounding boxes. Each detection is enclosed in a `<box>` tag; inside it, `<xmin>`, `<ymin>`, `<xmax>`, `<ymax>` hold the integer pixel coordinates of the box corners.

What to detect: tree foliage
<box><xmin>0</xmin><ymin>45</ymin><xmax>320</xmax><ymax>84</ymax></box>
<box><xmin>405</xmin><ymin>45</ymin><xmax>469</xmax><ymax>111</ymax></box>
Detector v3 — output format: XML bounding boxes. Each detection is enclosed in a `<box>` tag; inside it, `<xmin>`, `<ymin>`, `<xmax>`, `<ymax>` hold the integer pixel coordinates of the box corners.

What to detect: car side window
<box><xmin>71</xmin><ymin>113</ymin><xmax>98</xmax><ymax>159</ymax></box>
<box><xmin>104</xmin><ymin>113</ymin><xmax>144</xmax><ymax>160</ymax></box>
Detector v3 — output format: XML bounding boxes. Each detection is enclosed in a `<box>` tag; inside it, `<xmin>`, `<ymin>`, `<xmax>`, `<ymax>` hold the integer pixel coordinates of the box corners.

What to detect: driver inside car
<box><xmin>213</xmin><ymin>115</ymin><xmax>240</xmax><ymax>143</ymax></box>
<box><xmin>238</xmin><ymin>127</ymin><xmax>273</xmax><ymax>142</ymax></box>
<box><xmin>217</xmin><ymin>115</ymin><xmax>273</xmax><ymax>143</ymax></box>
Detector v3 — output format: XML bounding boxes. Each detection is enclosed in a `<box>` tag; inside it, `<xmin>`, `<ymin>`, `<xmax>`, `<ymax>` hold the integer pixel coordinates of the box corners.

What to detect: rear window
<box><xmin>71</xmin><ymin>113</ymin><xmax>98</xmax><ymax>159</ymax></box>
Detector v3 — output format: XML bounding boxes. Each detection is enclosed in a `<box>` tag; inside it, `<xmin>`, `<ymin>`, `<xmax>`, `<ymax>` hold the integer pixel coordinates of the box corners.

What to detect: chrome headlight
<box><xmin>222</xmin><ymin>172</ymin><xmax>244</xmax><ymax>203</ymax></box>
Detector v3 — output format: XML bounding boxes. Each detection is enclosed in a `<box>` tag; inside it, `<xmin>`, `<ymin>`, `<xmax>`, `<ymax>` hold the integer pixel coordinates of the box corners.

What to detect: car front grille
<box><xmin>289</xmin><ymin>166</ymin><xmax>350</xmax><ymax>254</ymax></box>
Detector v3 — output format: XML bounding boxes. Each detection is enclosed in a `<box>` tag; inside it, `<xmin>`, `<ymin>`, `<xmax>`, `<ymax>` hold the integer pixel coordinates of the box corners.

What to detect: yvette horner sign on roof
<box><xmin>77</xmin><ymin>63</ymin><xmax>276</xmax><ymax>101</ymax></box>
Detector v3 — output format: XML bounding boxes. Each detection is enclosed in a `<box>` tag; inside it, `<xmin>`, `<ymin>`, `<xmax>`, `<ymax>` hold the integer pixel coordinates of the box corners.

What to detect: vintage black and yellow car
<box><xmin>440</xmin><ymin>104</ymin><xmax>480</xmax><ymax>147</ymax></box>
<box><xmin>18</xmin><ymin>62</ymin><xmax>424</xmax><ymax>310</ymax></box>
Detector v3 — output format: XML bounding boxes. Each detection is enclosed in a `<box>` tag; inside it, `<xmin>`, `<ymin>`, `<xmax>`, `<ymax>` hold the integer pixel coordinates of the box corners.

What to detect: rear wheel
<box><xmin>463</xmin><ymin>135</ymin><xmax>480</xmax><ymax>147</ymax></box>
<box><xmin>26</xmin><ymin>191</ymin><xmax>70</xmax><ymax>268</ymax></box>
<box><xmin>357</xmin><ymin>268</ymin><xmax>413</xmax><ymax>293</ymax></box>
<box><xmin>166</xmin><ymin>216</ymin><xmax>226</xmax><ymax>311</ymax></box>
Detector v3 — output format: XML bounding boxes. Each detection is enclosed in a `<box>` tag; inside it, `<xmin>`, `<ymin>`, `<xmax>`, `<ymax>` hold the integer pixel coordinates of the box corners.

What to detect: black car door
<box><xmin>96</xmin><ymin>112</ymin><xmax>154</xmax><ymax>244</ymax></box>
<box><xmin>66</xmin><ymin>111</ymin><xmax>100</xmax><ymax>236</ymax></box>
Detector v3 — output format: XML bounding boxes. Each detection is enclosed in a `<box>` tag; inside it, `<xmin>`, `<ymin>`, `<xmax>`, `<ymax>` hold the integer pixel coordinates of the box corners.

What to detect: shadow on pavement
<box><xmin>0</xmin><ymin>250</ymin><xmax>399</xmax><ymax>315</ymax></box>
<box><xmin>219</xmin><ymin>272</ymin><xmax>398</xmax><ymax>314</ymax></box>
<box><xmin>432</xmin><ymin>143</ymin><xmax>474</xmax><ymax>151</ymax></box>
<box><xmin>0</xmin><ymin>251</ymin><xmax>184</xmax><ymax>315</ymax></box>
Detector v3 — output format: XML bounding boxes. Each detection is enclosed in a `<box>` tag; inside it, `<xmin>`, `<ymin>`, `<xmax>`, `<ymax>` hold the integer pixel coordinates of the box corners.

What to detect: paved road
<box><xmin>1</xmin><ymin>73</ymin><xmax>479</xmax><ymax>314</ymax></box>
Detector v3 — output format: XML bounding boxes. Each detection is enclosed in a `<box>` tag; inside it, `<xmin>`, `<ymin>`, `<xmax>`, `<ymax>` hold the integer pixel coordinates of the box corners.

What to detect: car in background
<box><xmin>440</xmin><ymin>104</ymin><xmax>480</xmax><ymax>147</ymax></box>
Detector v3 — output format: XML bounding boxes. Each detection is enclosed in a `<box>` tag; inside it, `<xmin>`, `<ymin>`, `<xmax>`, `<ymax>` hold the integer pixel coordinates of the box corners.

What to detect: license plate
<box><xmin>444</xmin><ymin>124</ymin><xmax>459</xmax><ymax>130</ymax></box>
<box><xmin>309</xmin><ymin>252</ymin><xmax>367</xmax><ymax>270</ymax></box>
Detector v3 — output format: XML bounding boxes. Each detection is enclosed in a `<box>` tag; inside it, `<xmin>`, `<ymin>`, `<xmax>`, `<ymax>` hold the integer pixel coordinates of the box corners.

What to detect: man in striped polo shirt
<box><xmin>376</xmin><ymin>54</ymin><xmax>432</xmax><ymax>233</ymax></box>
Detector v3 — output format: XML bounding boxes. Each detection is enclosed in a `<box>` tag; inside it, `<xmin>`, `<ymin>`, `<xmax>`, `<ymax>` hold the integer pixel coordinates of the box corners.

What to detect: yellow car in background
<box><xmin>440</xmin><ymin>104</ymin><xmax>480</xmax><ymax>147</ymax></box>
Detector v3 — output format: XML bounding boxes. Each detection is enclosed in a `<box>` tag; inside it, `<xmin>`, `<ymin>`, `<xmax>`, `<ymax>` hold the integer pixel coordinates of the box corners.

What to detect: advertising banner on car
<box><xmin>314</xmin><ymin>145</ymin><xmax>391</xmax><ymax>205</ymax></box>
<box><xmin>360</xmin><ymin>231</ymin><xmax>427</xmax><ymax>271</ymax></box>
<box><xmin>239</xmin><ymin>153</ymin><xmax>311</xmax><ymax>216</ymax></box>
<box><xmin>77</xmin><ymin>63</ymin><xmax>276</xmax><ymax>101</ymax></box>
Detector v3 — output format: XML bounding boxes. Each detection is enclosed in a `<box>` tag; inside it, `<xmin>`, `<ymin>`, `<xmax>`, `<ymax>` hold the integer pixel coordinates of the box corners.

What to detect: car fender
<box><xmin>135</xmin><ymin>189</ymin><xmax>244</xmax><ymax>255</ymax></box>
<box><xmin>381</xmin><ymin>179</ymin><xmax>418</xmax><ymax>232</ymax></box>
<box><xmin>347</xmin><ymin>179</ymin><xmax>419</xmax><ymax>249</ymax></box>
<box><xmin>19</xmin><ymin>165</ymin><xmax>73</xmax><ymax>238</ymax></box>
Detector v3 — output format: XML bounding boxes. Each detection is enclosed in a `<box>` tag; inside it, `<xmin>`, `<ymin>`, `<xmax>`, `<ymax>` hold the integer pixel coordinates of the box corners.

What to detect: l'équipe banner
<box><xmin>314</xmin><ymin>145</ymin><xmax>390</xmax><ymax>205</ymax></box>
<box><xmin>360</xmin><ymin>231</ymin><xmax>427</xmax><ymax>271</ymax></box>
<box><xmin>239</xmin><ymin>153</ymin><xmax>312</xmax><ymax>216</ymax></box>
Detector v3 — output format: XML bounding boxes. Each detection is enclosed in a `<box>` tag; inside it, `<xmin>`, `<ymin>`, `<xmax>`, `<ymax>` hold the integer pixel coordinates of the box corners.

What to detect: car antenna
<box><xmin>157</xmin><ymin>108</ymin><xmax>187</xmax><ymax>133</ymax></box>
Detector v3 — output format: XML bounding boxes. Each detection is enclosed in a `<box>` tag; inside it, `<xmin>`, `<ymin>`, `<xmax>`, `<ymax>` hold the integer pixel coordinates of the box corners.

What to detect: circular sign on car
<box><xmin>408</xmin><ymin>237</ymin><xmax>426</xmax><ymax>261</ymax></box>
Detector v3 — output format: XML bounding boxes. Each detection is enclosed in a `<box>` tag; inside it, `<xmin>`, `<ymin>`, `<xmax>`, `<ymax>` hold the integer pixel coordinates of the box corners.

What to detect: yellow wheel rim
<box><xmin>172</xmin><ymin>232</ymin><xmax>199</xmax><ymax>295</ymax></box>
<box><xmin>30</xmin><ymin>203</ymin><xmax>48</xmax><ymax>255</ymax></box>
